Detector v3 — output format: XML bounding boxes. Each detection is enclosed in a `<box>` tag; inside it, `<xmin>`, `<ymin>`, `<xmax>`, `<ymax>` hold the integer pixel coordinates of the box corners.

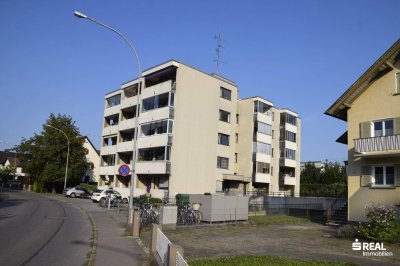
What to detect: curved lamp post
<box><xmin>74</xmin><ymin>11</ymin><xmax>142</xmax><ymax>223</ymax></box>
<box><xmin>46</xmin><ymin>124</ymin><xmax>70</xmax><ymax>190</ymax></box>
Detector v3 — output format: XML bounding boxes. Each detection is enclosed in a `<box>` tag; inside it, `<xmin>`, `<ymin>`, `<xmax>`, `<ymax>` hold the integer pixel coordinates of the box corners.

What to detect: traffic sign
<box><xmin>118</xmin><ymin>165</ymin><xmax>130</xmax><ymax>176</ymax></box>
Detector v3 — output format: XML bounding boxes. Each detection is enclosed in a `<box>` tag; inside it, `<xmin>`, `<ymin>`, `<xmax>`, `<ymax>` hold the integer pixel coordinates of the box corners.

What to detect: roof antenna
<box><xmin>214</xmin><ymin>33</ymin><xmax>224</xmax><ymax>74</ymax></box>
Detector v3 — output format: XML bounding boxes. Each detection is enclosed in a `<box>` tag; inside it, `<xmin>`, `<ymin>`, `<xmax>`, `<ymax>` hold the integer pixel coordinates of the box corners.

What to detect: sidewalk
<box><xmin>75</xmin><ymin>200</ymin><xmax>148</xmax><ymax>266</ymax></box>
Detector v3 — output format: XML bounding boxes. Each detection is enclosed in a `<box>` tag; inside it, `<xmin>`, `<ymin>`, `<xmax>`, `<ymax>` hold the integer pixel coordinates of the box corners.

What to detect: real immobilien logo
<box><xmin>352</xmin><ymin>239</ymin><xmax>393</xmax><ymax>257</ymax></box>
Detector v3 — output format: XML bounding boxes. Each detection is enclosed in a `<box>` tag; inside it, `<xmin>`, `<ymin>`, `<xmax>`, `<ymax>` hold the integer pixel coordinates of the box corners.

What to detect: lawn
<box><xmin>190</xmin><ymin>255</ymin><xmax>356</xmax><ymax>266</ymax></box>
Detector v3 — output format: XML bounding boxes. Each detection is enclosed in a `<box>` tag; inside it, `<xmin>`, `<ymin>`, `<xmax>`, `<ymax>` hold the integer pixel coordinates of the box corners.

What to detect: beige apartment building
<box><xmin>326</xmin><ymin>39</ymin><xmax>400</xmax><ymax>222</ymax></box>
<box><xmin>98</xmin><ymin>60</ymin><xmax>301</xmax><ymax>199</ymax></box>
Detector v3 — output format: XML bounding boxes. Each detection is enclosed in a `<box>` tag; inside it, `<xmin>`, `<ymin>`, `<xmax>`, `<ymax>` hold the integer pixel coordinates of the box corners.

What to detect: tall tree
<box><xmin>300</xmin><ymin>161</ymin><xmax>347</xmax><ymax>197</ymax></box>
<box><xmin>16</xmin><ymin>113</ymin><xmax>88</xmax><ymax>193</ymax></box>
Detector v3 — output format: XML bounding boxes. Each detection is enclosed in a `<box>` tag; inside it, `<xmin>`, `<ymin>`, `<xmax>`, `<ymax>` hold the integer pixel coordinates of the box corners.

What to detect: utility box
<box><xmin>159</xmin><ymin>205</ymin><xmax>178</xmax><ymax>230</ymax></box>
<box><xmin>189</xmin><ymin>195</ymin><xmax>249</xmax><ymax>223</ymax></box>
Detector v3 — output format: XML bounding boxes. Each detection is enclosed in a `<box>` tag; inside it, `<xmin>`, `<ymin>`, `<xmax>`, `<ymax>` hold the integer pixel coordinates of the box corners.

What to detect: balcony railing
<box><xmin>354</xmin><ymin>134</ymin><xmax>400</xmax><ymax>153</ymax></box>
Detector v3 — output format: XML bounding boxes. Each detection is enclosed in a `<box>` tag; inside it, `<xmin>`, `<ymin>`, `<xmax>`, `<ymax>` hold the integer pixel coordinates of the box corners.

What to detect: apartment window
<box><xmin>254</xmin><ymin>101</ymin><xmax>271</xmax><ymax>114</ymax></box>
<box><xmin>102</xmin><ymin>154</ymin><xmax>115</xmax><ymax>166</ymax></box>
<box><xmin>236</xmin><ymin>114</ymin><xmax>239</xmax><ymax>124</ymax></box>
<box><xmin>141</xmin><ymin>120</ymin><xmax>172</xmax><ymax>137</ymax></box>
<box><xmin>374</xmin><ymin>166</ymin><xmax>394</xmax><ymax>186</ymax></box>
<box><xmin>256</xmin><ymin>162</ymin><xmax>270</xmax><ymax>174</ymax></box>
<box><xmin>220</xmin><ymin>87</ymin><xmax>231</xmax><ymax>100</ymax></box>
<box><xmin>282</xmin><ymin>148</ymin><xmax>296</xmax><ymax>160</ymax></box>
<box><xmin>235</xmin><ymin>133</ymin><xmax>239</xmax><ymax>143</ymax></box>
<box><xmin>106</xmin><ymin>94</ymin><xmax>121</xmax><ymax>108</ymax></box>
<box><xmin>255</xmin><ymin>121</ymin><xmax>272</xmax><ymax>135</ymax></box>
<box><xmin>284</xmin><ymin>130</ymin><xmax>296</xmax><ymax>143</ymax></box>
<box><xmin>396</xmin><ymin>72</ymin><xmax>400</xmax><ymax>93</ymax></box>
<box><xmin>138</xmin><ymin>146</ymin><xmax>170</xmax><ymax>161</ymax></box>
<box><xmin>283</xmin><ymin>113</ymin><xmax>297</xmax><ymax>126</ymax></box>
<box><xmin>219</xmin><ymin>110</ymin><xmax>231</xmax><ymax>123</ymax></box>
<box><xmin>142</xmin><ymin>92</ymin><xmax>170</xmax><ymax>112</ymax></box>
<box><xmin>218</xmin><ymin>133</ymin><xmax>230</xmax><ymax>146</ymax></box>
<box><xmin>235</xmin><ymin>153</ymin><xmax>238</xmax><ymax>163</ymax></box>
<box><xmin>253</xmin><ymin>141</ymin><xmax>271</xmax><ymax>155</ymax></box>
<box><xmin>373</xmin><ymin>119</ymin><xmax>393</xmax><ymax>137</ymax></box>
<box><xmin>217</xmin><ymin>156</ymin><xmax>229</xmax><ymax>169</ymax></box>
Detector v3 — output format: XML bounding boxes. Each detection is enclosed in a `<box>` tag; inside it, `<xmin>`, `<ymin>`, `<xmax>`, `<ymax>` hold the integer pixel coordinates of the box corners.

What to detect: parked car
<box><xmin>63</xmin><ymin>187</ymin><xmax>92</xmax><ymax>198</ymax></box>
<box><xmin>91</xmin><ymin>189</ymin><xmax>129</xmax><ymax>203</ymax></box>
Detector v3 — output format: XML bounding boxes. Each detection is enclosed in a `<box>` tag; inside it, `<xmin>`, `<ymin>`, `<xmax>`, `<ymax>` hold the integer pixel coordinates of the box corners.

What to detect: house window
<box><xmin>282</xmin><ymin>148</ymin><xmax>296</xmax><ymax>160</ymax></box>
<box><xmin>138</xmin><ymin>146</ymin><xmax>170</xmax><ymax>161</ymax></box>
<box><xmin>253</xmin><ymin>141</ymin><xmax>271</xmax><ymax>155</ymax></box>
<box><xmin>236</xmin><ymin>114</ymin><xmax>239</xmax><ymax>124</ymax></box>
<box><xmin>256</xmin><ymin>162</ymin><xmax>270</xmax><ymax>174</ymax></box>
<box><xmin>141</xmin><ymin>120</ymin><xmax>172</xmax><ymax>137</ymax></box>
<box><xmin>282</xmin><ymin>113</ymin><xmax>297</xmax><ymax>126</ymax></box>
<box><xmin>106</xmin><ymin>94</ymin><xmax>121</xmax><ymax>108</ymax></box>
<box><xmin>220</xmin><ymin>87</ymin><xmax>231</xmax><ymax>100</ymax></box>
<box><xmin>219</xmin><ymin>110</ymin><xmax>231</xmax><ymax>123</ymax></box>
<box><xmin>255</xmin><ymin>121</ymin><xmax>272</xmax><ymax>135</ymax></box>
<box><xmin>283</xmin><ymin>130</ymin><xmax>296</xmax><ymax>142</ymax></box>
<box><xmin>374</xmin><ymin>166</ymin><xmax>394</xmax><ymax>186</ymax></box>
<box><xmin>235</xmin><ymin>153</ymin><xmax>238</xmax><ymax>163</ymax></box>
<box><xmin>218</xmin><ymin>133</ymin><xmax>230</xmax><ymax>146</ymax></box>
<box><xmin>396</xmin><ymin>72</ymin><xmax>400</xmax><ymax>93</ymax></box>
<box><xmin>373</xmin><ymin>119</ymin><xmax>393</xmax><ymax>137</ymax></box>
<box><xmin>217</xmin><ymin>156</ymin><xmax>229</xmax><ymax>169</ymax></box>
<box><xmin>235</xmin><ymin>133</ymin><xmax>238</xmax><ymax>143</ymax></box>
<box><xmin>142</xmin><ymin>92</ymin><xmax>170</xmax><ymax>112</ymax></box>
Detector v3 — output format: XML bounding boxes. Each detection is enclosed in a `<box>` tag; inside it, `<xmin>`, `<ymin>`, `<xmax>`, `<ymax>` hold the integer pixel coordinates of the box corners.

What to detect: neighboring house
<box><xmin>325</xmin><ymin>39</ymin><xmax>400</xmax><ymax>222</ymax></box>
<box><xmin>99</xmin><ymin>60</ymin><xmax>301</xmax><ymax>199</ymax></box>
<box><xmin>0</xmin><ymin>150</ymin><xmax>28</xmax><ymax>189</ymax></box>
<box><xmin>82</xmin><ymin>136</ymin><xmax>100</xmax><ymax>184</ymax></box>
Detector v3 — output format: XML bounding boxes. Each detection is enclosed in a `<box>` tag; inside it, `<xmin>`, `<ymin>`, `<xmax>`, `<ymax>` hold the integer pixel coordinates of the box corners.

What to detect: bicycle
<box><xmin>99</xmin><ymin>194</ymin><xmax>122</xmax><ymax>208</ymax></box>
<box><xmin>177</xmin><ymin>203</ymin><xmax>202</xmax><ymax>225</ymax></box>
<box><xmin>138</xmin><ymin>199</ymin><xmax>159</xmax><ymax>227</ymax></box>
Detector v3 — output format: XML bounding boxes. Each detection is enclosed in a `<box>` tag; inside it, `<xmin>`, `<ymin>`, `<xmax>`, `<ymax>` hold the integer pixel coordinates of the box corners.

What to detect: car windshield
<box><xmin>94</xmin><ymin>189</ymin><xmax>103</xmax><ymax>193</ymax></box>
<box><xmin>112</xmin><ymin>191</ymin><xmax>121</xmax><ymax>195</ymax></box>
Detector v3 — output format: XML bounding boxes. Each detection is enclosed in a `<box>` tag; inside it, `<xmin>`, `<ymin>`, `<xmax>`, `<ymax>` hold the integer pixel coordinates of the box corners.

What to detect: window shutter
<box><xmin>395</xmin><ymin>165</ymin><xmax>400</xmax><ymax>187</ymax></box>
<box><xmin>359</xmin><ymin>122</ymin><xmax>371</xmax><ymax>138</ymax></box>
<box><xmin>393</xmin><ymin>117</ymin><xmax>400</xmax><ymax>135</ymax></box>
<box><xmin>360</xmin><ymin>165</ymin><xmax>372</xmax><ymax>187</ymax></box>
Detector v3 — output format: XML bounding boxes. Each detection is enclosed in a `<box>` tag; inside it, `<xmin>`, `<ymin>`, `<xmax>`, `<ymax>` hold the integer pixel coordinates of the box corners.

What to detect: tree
<box><xmin>300</xmin><ymin>161</ymin><xmax>347</xmax><ymax>197</ymax></box>
<box><xmin>16</xmin><ymin>113</ymin><xmax>88</xmax><ymax>193</ymax></box>
<box><xmin>0</xmin><ymin>165</ymin><xmax>16</xmax><ymax>185</ymax></box>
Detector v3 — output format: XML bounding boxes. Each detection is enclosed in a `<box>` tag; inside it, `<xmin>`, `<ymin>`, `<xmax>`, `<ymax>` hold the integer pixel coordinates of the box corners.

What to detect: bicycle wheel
<box><xmin>194</xmin><ymin>211</ymin><xmax>202</xmax><ymax>225</ymax></box>
<box><xmin>99</xmin><ymin>197</ymin><xmax>107</xmax><ymax>208</ymax></box>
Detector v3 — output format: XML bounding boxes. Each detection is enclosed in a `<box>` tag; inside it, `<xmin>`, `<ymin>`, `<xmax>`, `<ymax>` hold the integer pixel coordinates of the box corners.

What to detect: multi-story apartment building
<box><xmin>98</xmin><ymin>60</ymin><xmax>301</xmax><ymax>199</ymax></box>
<box><xmin>326</xmin><ymin>39</ymin><xmax>400</xmax><ymax>222</ymax></box>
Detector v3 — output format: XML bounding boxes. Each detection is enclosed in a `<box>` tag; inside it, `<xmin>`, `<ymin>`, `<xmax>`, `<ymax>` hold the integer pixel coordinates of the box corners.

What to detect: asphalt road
<box><xmin>0</xmin><ymin>190</ymin><xmax>92</xmax><ymax>266</ymax></box>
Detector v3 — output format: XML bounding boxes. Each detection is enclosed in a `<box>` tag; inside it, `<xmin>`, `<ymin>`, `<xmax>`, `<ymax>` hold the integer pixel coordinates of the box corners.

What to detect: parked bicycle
<box><xmin>98</xmin><ymin>194</ymin><xmax>123</xmax><ymax>208</ymax></box>
<box><xmin>137</xmin><ymin>199</ymin><xmax>160</xmax><ymax>227</ymax></box>
<box><xmin>177</xmin><ymin>203</ymin><xmax>202</xmax><ymax>225</ymax></box>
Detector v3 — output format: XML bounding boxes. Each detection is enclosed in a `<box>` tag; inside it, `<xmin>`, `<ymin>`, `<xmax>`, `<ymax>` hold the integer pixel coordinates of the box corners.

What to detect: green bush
<box><xmin>78</xmin><ymin>183</ymin><xmax>97</xmax><ymax>192</ymax></box>
<box><xmin>337</xmin><ymin>224</ymin><xmax>357</xmax><ymax>239</ymax></box>
<box><xmin>148</xmin><ymin>197</ymin><xmax>163</xmax><ymax>204</ymax></box>
<box><xmin>357</xmin><ymin>204</ymin><xmax>400</xmax><ymax>243</ymax></box>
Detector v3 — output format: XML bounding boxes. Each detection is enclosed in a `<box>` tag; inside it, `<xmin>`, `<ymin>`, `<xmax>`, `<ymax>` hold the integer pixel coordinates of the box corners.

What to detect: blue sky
<box><xmin>0</xmin><ymin>0</ymin><xmax>399</xmax><ymax>162</ymax></box>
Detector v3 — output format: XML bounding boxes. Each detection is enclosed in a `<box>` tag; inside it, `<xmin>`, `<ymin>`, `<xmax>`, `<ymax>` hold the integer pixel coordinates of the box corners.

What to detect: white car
<box><xmin>91</xmin><ymin>189</ymin><xmax>129</xmax><ymax>203</ymax></box>
<box><xmin>63</xmin><ymin>187</ymin><xmax>89</xmax><ymax>198</ymax></box>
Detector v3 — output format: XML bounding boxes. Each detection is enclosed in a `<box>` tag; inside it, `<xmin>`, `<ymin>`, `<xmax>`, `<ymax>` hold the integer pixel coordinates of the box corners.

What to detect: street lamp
<box><xmin>74</xmin><ymin>11</ymin><xmax>142</xmax><ymax>223</ymax></box>
<box><xmin>46</xmin><ymin>124</ymin><xmax>70</xmax><ymax>190</ymax></box>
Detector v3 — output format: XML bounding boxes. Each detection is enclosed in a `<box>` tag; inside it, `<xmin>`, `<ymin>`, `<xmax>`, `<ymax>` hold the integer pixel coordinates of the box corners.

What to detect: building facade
<box><xmin>326</xmin><ymin>39</ymin><xmax>400</xmax><ymax>222</ymax></box>
<box><xmin>99</xmin><ymin>60</ymin><xmax>301</xmax><ymax>199</ymax></box>
<box><xmin>82</xmin><ymin>137</ymin><xmax>100</xmax><ymax>184</ymax></box>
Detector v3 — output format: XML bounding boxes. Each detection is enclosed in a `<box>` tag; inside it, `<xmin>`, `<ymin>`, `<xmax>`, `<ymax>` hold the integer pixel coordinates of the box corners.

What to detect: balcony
<box><xmin>117</xmin><ymin>141</ymin><xmax>133</xmax><ymax>153</ymax></box>
<box><xmin>139</xmin><ymin>107</ymin><xmax>174</xmax><ymax>124</ymax></box>
<box><xmin>100</xmin><ymin>145</ymin><xmax>116</xmax><ymax>155</ymax></box>
<box><xmin>120</xmin><ymin>95</ymin><xmax>138</xmax><ymax>110</ymax></box>
<box><xmin>354</xmin><ymin>135</ymin><xmax>400</xmax><ymax>156</ymax></box>
<box><xmin>253</xmin><ymin>152</ymin><xmax>271</xmax><ymax>163</ymax></box>
<box><xmin>141</xmin><ymin>80</ymin><xmax>173</xmax><ymax>99</ymax></box>
<box><xmin>279</xmin><ymin>158</ymin><xmax>297</xmax><ymax>168</ymax></box>
<box><xmin>137</xmin><ymin>135</ymin><xmax>172</xmax><ymax>149</ymax></box>
<box><xmin>254</xmin><ymin>173</ymin><xmax>270</xmax><ymax>184</ymax></box>
<box><xmin>99</xmin><ymin>165</ymin><xmax>117</xmax><ymax>176</ymax></box>
<box><xmin>119</xmin><ymin>118</ymin><xmax>136</xmax><ymax>131</ymax></box>
<box><xmin>104</xmin><ymin>105</ymin><xmax>120</xmax><ymax>117</ymax></box>
<box><xmin>283</xmin><ymin>175</ymin><xmax>296</xmax><ymax>186</ymax></box>
<box><xmin>102</xmin><ymin>125</ymin><xmax>119</xmax><ymax>136</ymax></box>
<box><xmin>135</xmin><ymin>161</ymin><xmax>171</xmax><ymax>174</ymax></box>
<box><xmin>254</xmin><ymin>112</ymin><xmax>272</xmax><ymax>125</ymax></box>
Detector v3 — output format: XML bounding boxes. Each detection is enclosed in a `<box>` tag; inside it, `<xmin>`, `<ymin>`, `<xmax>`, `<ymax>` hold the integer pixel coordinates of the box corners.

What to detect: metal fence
<box><xmin>176</xmin><ymin>251</ymin><xmax>189</xmax><ymax>266</ymax></box>
<box><xmin>156</xmin><ymin>228</ymin><xmax>171</xmax><ymax>265</ymax></box>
